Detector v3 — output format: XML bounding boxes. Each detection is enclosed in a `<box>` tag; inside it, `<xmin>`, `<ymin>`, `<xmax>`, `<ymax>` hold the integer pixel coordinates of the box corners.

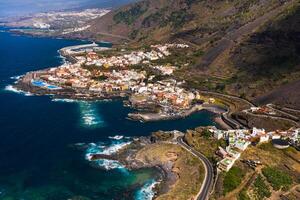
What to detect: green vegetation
<box><xmin>201</xmin><ymin>129</ymin><xmax>212</xmax><ymax>139</ymax></box>
<box><xmin>129</xmin><ymin>30</ymin><xmax>139</xmax><ymax>39</ymax></box>
<box><xmin>151</xmin><ymin>131</ymin><xmax>174</xmax><ymax>141</ymax></box>
<box><xmin>152</xmin><ymin>48</ymin><xmax>196</xmax><ymax>67</ymax></box>
<box><xmin>113</xmin><ymin>4</ymin><xmax>147</xmax><ymax>25</ymax></box>
<box><xmin>193</xmin><ymin>49</ymin><xmax>205</xmax><ymax>57</ymax></box>
<box><xmin>254</xmin><ymin>174</ymin><xmax>271</xmax><ymax>199</ymax></box>
<box><xmin>238</xmin><ymin>189</ymin><xmax>251</xmax><ymax>200</ymax></box>
<box><xmin>185</xmin><ymin>0</ymin><xmax>201</xmax><ymax>7</ymax></box>
<box><xmin>223</xmin><ymin>166</ymin><xmax>245</xmax><ymax>195</ymax></box>
<box><xmin>184</xmin><ymin>127</ymin><xmax>227</xmax><ymax>162</ymax></box>
<box><xmin>142</xmin><ymin>12</ymin><xmax>164</xmax><ymax>28</ymax></box>
<box><xmin>168</xmin><ymin>10</ymin><xmax>193</xmax><ymax>28</ymax></box>
<box><xmin>262</xmin><ymin>167</ymin><xmax>292</xmax><ymax>191</ymax></box>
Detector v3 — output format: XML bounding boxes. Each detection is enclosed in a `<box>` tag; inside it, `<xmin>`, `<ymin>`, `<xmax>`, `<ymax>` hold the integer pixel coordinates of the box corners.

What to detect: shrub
<box><xmin>238</xmin><ymin>189</ymin><xmax>250</xmax><ymax>200</ymax></box>
<box><xmin>254</xmin><ymin>174</ymin><xmax>271</xmax><ymax>199</ymax></box>
<box><xmin>168</xmin><ymin>10</ymin><xmax>194</xmax><ymax>28</ymax></box>
<box><xmin>113</xmin><ymin>4</ymin><xmax>147</xmax><ymax>25</ymax></box>
<box><xmin>201</xmin><ymin>129</ymin><xmax>212</xmax><ymax>139</ymax></box>
<box><xmin>223</xmin><ymin>167</ymin><xmax>245</xmax><ymax>195</ymax></box>
<box><xmin>262</xmin><ymin>167</ymin><xmax>292</xmax><ymax>191</ymax></box>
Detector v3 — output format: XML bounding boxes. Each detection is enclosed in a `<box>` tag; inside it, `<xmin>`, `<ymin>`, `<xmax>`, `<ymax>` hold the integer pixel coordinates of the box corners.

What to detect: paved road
<box><xmin>199</xmin><ymin>90</ymin><xmax>255</xmax><ymax>107</ymax></box>
<box><xmin>177</xmin><ymin>137</ymin><xmax>214</xmax><ymax>200</ymax></box>
<box><xmin>199</xmin><ymin>90</ymin><xmax>255</xmax><ymax>129</ymax></box>
<box><xmin>243</xmin><ymin>110</ymin><xmax>299</xmax><ymax>126</ymax></box>
<box><xmin>266</xmin><ymin>104</ymin><xmax>299</xmax><ymax>121</ymax></box>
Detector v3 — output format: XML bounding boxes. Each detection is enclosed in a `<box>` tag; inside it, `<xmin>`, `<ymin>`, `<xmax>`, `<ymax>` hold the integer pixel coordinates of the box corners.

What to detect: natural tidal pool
<box><xmin>0</xmin><ymin>27</ymin><xmax>216</xmax><ymax>199</ymax></box>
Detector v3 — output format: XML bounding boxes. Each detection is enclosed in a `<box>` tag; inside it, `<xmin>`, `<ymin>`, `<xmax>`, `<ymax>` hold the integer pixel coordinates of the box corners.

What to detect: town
<box><xmin>14</xmin><ymin>42</ymin><xmax>300</xmax><ymax>172</ymax></box>
<box><xmin>16</xmin><ymin>43</ymin><xmax>207</xmax><ymax>120</ymax></box>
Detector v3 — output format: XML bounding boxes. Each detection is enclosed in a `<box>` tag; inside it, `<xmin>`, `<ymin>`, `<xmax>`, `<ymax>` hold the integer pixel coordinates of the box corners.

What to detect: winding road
<box><xmin>177</xmin><ymin>136</ymin><xmax>214</xmax><ymax>200</ymax></box>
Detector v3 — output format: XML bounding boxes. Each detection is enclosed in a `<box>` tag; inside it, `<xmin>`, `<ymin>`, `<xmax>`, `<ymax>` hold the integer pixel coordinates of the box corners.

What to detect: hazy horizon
<box><xmin>0</xmin><ymin>0</ymin><xmax>135</xmax><ymax>18</ymax></box>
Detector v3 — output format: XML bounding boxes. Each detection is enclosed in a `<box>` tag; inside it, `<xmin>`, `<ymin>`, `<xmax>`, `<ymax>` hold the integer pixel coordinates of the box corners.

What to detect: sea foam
<box><xmin>108</xmin><ymin>135</ymin><xmax>124</xmax><ymax>140</ymax></box>
<box><xmin>4</xmin><ymin>85</ymin><xmax>33</xmax><ymax>96</ymax></box>
<box><xmin>85</xmin><ymin>137</ymin><xmax>131</xmax><ymax>170</ymax></box>
<box><xmin>52</xmin><ymin>98</ymin><xmax>78</xmax><ymax>103</ymax></box>
<box><xmin>135</xmin><ymin>179</ymin><xmax>158</xmax><ymax>200</ymax></box>
<box><xmin>10</xmin><ymin>75</ymin><xmax>23</xmax><ymax>80</ymax></box>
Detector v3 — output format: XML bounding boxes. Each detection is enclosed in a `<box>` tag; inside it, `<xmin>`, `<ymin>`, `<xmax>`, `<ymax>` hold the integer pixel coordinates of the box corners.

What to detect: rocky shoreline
<box><xmin>13</xmin><ymin>70</ymin><xmax>130</xmax><ymax>101</ymax></box>
<box><xmin>86</xmin><ymin>136</ymin><xmax>181</xmax><ymax>198</ymax></box>
<box><xmin>13</xmin><ymin>72</ymin><xmax>228</xmax><ymax>125</ymax></box>
<box><xmin>128</xmin><ymin>104</ymin><xmax>227</xmax><ymax>122</ymax></box>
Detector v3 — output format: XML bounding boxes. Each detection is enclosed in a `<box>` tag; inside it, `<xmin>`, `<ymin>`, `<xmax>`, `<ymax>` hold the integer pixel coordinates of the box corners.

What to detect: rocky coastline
<box><xmin>13</xmin><ymin>71</ymin><xmax>228</xmax><ymax>125</ymax></box>
<box><xmin>86</xmin><ymin>136</ymin><xmax>179</xmax><ymax>198</ymax></box>
<box><xmin>13</xmin><ymin>70</ymin><xmax>130</xmax><ymax>101</ymax></box>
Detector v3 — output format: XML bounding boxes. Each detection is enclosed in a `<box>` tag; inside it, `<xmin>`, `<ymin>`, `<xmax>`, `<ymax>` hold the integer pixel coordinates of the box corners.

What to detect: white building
<box><xmin>259</xmin><ymin>134</ymin><xmax>269</xmax><ymax>143</ymax></box>
<box><xmin>213</xmin><ymin>130</ymin><xmax>224</xmax><ymax>140</ymax></box>
<box><xmin>234</xmin><ymin>139</ymin><xmax>251</xmax><ymax>151</ymax></box>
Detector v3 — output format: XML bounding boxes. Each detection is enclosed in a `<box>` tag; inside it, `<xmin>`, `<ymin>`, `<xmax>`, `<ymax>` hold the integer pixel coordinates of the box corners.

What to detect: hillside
<box><xmin>76</xmin><ymin>0</ymin><xmax>300</xmax><ymax>109</ymax></box>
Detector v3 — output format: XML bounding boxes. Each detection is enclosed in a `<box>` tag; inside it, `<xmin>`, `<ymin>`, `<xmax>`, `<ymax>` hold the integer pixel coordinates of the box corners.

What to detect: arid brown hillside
<box><xmin>75</xmin><ymin>0</ymin><xmax>300</xmax><ymax>108</ymax></box>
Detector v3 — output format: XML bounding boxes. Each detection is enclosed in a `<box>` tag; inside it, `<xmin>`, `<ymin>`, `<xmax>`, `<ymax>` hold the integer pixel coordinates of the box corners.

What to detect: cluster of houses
<box><xmin>151</xmin><ymin>65</ymin><xmax>177</xmax><ymax>75</ymax></box>
<box><xmin>30</xmin><ymin>43</ymin><xmax>202</xmax><ymax>113</ymax></box>
<box><xmin>209</xmin><ymin>127</ymin><xmax>299</xmax><ymax>171</ymax></box>
<box><xmin>83</xmin><ymin>43</ymin><xmax>189</xmax><ymax>69</ymax></box>
<box><xmin>130</xmin><ymin>79</ymin><xmax>202</xmax><ymax>111</ymax></box>
<box><xmin>38</xmin><ymin>64</ymin><xmax>146</xmax><ymax>92</ymax></box>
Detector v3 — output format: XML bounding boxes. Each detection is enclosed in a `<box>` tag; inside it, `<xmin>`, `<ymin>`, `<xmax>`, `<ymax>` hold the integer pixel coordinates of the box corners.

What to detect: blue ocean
<box><xmin>0</xmin><ymin>27</ymin><xmax>215</xmax><ymax>200</ymax></box>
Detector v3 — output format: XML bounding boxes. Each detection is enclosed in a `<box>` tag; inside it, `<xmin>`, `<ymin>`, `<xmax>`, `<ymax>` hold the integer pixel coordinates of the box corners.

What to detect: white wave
<box><xmin>4</xmin><ymin>85</ymin><xmax>33</xmax><ymax>96</ymax></box>
<box><xmin>52</xmin><ymin>98</ymin><xmax>78</xmax><ymax>103</ymax></box>
<box><xmin>135</xmin><ymin>179</ymin><xmax>159</xmax><ymax>200</ymax></box>
<box><xmin>85</xmin><ymin>140</ymin><xmax>131</xmax><ymax>156</ymax></box>
<box><xmin>102</xmin><ymin>141</ymin><xmax>131</xmax><ymax>155</ymax></box>
<box><xmin>94</xmin><ymin>159</ymin><xmax>125</xmax><ymax>170</ymax></box>
<box><xmin>108</xmin><ymin>135</ymin><xmax>124</xmax><ymax>140</ymax></box>
<box><xmin>56</xmin><ymin>54</ymin><xmax>68</xmax><ymax>65</ymax></box>
<box><xmin>10</xmin><ymin>75</ymin><xmax>23</xmax><ymax>80</ymax></box>
<box><xmin>85</xmin><ymin>139</ymin><xmax>131</xmax><ymax>171</ymax></box>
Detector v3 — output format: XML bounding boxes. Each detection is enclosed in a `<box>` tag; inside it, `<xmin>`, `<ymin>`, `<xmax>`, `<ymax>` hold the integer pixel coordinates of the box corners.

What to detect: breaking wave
<box><xmin>4</xmin><ymin>85</ymin><xmax>33</xmax><ymax>96</ymax></box>
<box><xmin>52</xmin><ymin>98</ymin><xmax>78</xmax><ymax>103</ymax></box>
<box><xmin>135</xmin><ymin>179</ymin><xmax>158</xmax><ymax>200</ymax></box>
<box><xmin>10</xmin><ymin>75</ymin><xmax>23</xmax><ymax>80</ymax></box>
<box><xmin>108</xmin><ymin>135</ymin><xmax>124</xmax><ymax>140</ymax></box>
<box><xmin>85</xmin><ymin>137</ymin><xmax>131</xmax><ymax>170</ymax></box>
<box><xmin>56</xmin><ymin>51</ymin><xmax>68</xmax><ymax>64</ymax></box>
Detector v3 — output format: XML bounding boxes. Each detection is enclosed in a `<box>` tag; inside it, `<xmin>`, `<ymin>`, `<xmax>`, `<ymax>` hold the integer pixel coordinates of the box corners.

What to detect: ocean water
<box><xmin>0</xmin><ymin>27</ymin><xmax>216</xmax><ymax>200</ymax></box>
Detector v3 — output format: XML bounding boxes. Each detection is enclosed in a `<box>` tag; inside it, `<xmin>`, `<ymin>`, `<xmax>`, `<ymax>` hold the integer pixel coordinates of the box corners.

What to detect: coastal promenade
<box><xmin>177</xmin><ymin>136</ymin><xmax>214</xmax><ymax>200</ymax></box>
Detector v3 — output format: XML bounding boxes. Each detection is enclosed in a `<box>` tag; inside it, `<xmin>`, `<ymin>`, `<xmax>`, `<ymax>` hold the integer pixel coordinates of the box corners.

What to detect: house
<box><xmin>234</xmin><ymin>139</ymin><xmax>250</xmax><ymax>151</ymax></box>
<box><xmin>213</xmin><ymin>130</ymin><xmax>224</xmax><ymax>140</ymax></box>
<box><xmin>259</xmin><ymin>134</ymin><xmax>269</xmax><ymax>143</ymax></box>
<box><xmin>252</xmin><ymin>127</ymin><xmax>265</xmax><ymax>137</ymax></box>
<box><xmin>216</xmin><ymin>147</ymin><xmax>228</xmax><ymax>158</ymax></box>
<box><xmin>218</xmin><ymin>157</ymin><xmax>235</xmax><ymax>172</ymax></box>
<box><xmin>226</xmin><ymin>147</ymin><xmax>241</xmax><ymax>159</ymax></box>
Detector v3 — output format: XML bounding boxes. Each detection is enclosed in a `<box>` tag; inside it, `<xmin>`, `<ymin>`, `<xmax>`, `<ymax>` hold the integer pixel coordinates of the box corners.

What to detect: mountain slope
<box><xmin>78</xmin><ymin>0</ymin><xmax>300</xmax><ymax>108</ymax></box>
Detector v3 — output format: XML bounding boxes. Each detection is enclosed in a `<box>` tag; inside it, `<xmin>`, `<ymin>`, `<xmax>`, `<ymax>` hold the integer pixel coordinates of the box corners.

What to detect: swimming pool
<box><xmin>31</xmin><ymin>80</ymin><xmax>46</xmax><ymax>87</ymax></box>
<box><xmin>31</xmin><ymin>80</ymin><xmax>61</xmax><ymax>90</ymax></box>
